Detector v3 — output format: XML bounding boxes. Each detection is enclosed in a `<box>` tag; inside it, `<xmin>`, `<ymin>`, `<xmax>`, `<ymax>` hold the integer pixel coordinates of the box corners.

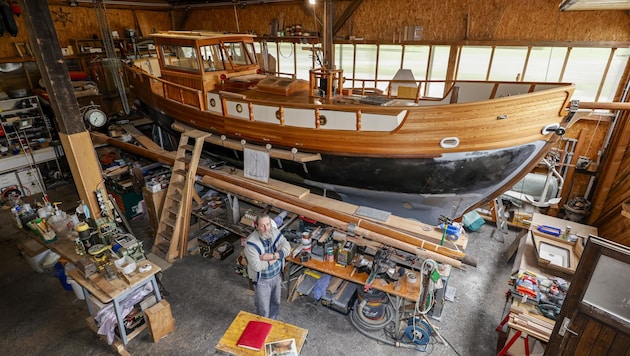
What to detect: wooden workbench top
<box><xmin>67</xmin><ymin>259</ymin><xmax>161</xmax><ymax>304</ymax></box>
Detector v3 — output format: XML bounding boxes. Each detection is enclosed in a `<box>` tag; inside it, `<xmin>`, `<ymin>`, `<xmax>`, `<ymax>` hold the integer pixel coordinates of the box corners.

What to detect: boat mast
<box><xmin>326</xmin><ymin>0</ymin><xmax>333</xmax><ymax>70</ymax></box>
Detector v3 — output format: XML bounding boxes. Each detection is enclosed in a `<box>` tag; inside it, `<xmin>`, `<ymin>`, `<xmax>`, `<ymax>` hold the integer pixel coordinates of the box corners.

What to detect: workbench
<box><xmin>497</xmin><ymin>213</ymin><xmax>598</xmax><ymax>356</ymax></box>
<box><xmin>215</xmin><ymin>310</ymin><xmax>308</xmax><ymax>355</ymax></box>
<box><xmin>285</xmin><ymin>254</ymin><xmax>420</xmax><ymax>302</ymax></box>
<box><xmin>68</xmin><ymin>260</ymin><xmax>162</xmax><ymax>347</ymax></box>
<box><xmin>284</xmin><ymin>252</ymin><xmax>427</xmax><ymax>341</ymax></box>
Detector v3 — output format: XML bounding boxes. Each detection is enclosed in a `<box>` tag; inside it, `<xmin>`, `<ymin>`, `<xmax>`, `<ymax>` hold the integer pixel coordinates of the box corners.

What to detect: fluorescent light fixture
<box><xmin>560</xmin><ymin>0</ymin><xmax>630</xmax><ymax>11</ymax></box>
<box><xmin>309</xmin><ymin>0</ymin><xmax>316</xmax><ymax>4</ymax></box>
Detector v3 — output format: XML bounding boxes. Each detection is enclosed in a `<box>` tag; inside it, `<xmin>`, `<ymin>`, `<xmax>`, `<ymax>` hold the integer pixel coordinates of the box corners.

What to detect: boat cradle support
<box><xmin>171</xmin><ymin>122</ymin><xmax>322</xmax><ymax>165</ymax></box>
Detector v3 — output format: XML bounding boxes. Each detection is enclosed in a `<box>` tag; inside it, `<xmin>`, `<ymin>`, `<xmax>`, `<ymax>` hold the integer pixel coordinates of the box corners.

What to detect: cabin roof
<box><xmin>151</xmin><ymin>30</ymin><xmax>256</xmax><ymax>41</ymax></box>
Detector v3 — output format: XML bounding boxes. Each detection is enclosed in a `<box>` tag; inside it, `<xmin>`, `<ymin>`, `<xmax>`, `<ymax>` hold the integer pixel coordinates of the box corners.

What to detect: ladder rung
<box><xmin>185</xmin><ymin>130</ymin><xmax>211</xmax><ymax>139</ymax></box>
<box><xmin>152</xmin><ymin>243</ymin><xmax>169</xmax><ymax>254</ymax></box>
<box><xmin>181</xmin><ymin>144</ymin><xmax>195</xmax><ymax>151</ymax></box>
<box><xmin>163</xmin><ymin>217</ymin><xmax>177</xmax><ymax>228</ymax></box>
<box><xmin>177</xmin><ymin>156</ymin><xmax>191</xmax><ymax>164</ymax></box>
<box><xmin>173</xmin><ymin>169</ymin><xmax>187</xmax><ymax>176</ymax></box>
<box><xmin>157</xmin><ymin>231</ymin><xmax>172</xmax><ymax>242</ymax></box>
<box><xmin>168</xmin><ymin>193</ymin><xmax>182</xmax><ymax>202</ymax></box>
<box><xmin>165</xmin><ymin>207</ymin><xmax>179</xmax><ymax>215</ymax></box>
<box><xmin>171</xmin><ymin>181</ymin><xmax>185</xmax><ymax>190</ymax></box>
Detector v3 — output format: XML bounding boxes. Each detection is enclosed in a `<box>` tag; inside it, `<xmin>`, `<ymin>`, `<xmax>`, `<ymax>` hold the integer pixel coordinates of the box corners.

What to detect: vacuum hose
<box><xmin>349</xmin><ymin>299</ymin><xmax>416</xmax><ymax>349</ymax></box>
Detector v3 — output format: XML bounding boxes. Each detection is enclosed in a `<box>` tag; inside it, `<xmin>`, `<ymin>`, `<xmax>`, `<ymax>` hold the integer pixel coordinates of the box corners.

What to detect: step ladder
<box><xmin>493</xmin><ymin>197</ymin><xmax>509</xmax><ymax>243</ymax></box>
<box><xmin>152</xmin><ymin>130</ymin><xmax>210</xmax><ymax>262</ymax></box>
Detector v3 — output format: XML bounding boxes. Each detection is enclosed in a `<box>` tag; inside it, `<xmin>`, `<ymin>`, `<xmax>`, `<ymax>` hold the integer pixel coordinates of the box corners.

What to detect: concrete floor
<box><xmin>0</xmin><ymin>183</ymin><xmax>518</xmax><ymax>355</ymax></box>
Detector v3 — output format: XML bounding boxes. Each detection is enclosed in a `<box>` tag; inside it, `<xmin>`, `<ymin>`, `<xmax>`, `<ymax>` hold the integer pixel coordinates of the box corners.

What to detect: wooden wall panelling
<box><xmin>134</xmin><ymin>10</ymin><xmax>172</xmax><ymax>37</ymax></box>
<box><xmin>590</xmin><ymin>109</ymin><xmax>630</xmax><ymax>245</ymax></box>
<box><xmin>181</xmin><ymin>0</ymin><xmax>630</xmax><ymax>43</ymax></box>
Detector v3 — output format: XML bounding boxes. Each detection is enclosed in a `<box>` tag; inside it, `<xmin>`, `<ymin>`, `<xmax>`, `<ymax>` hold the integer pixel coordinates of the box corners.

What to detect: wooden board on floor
<box><xmin>215</xmin><ymin>310</ymin><xmax>308</xmax><ymax>355</ymax></box>
<box><xmin>144</xmin><ymin>299</ymin><xmax>175</xmax><ymax>342</ymax></box>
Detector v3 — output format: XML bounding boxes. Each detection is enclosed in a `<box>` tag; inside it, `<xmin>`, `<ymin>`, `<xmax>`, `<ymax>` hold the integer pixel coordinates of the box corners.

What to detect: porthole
<box><xmin>319</xmin><ymin>115</ymin><xmax>327</xmax><ymax>126</ymax></box>
<box><xmin>275</xmin><ymin>110</ymin><xmax>281</xmax><ymax>120</ymax></box>
<box><xmin>236</xmin><ymin>104</ymin><xmax>243</xmax><ymax>113</ymax></box>
<box><xmin>210</xmin><ymin>98</ymin><xmax>216</xmax><ymax>107</ymax></box>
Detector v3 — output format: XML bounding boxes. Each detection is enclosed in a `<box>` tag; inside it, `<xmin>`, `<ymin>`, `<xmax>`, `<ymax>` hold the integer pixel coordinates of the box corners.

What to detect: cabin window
<box><xmin>223</xmin><ymin>41</ymin><xmax>257</xmax><ymax>67</ymax></box>
<box><xmin>200</xmin><ymin>44</ymin><xmax>226</xmax><ymax>71</ymax></box>
<box><xmin>161</xmin><ymin>45</ymin><xmax>200</xmax><ymax>73</ymax></box>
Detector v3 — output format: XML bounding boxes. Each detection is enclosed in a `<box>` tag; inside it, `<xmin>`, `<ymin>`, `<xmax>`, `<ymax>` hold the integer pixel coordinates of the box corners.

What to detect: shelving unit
<box><xmin>0</xmin><ymin>96</ymin><xmax>64</xmax><ymax>197</ymax></box>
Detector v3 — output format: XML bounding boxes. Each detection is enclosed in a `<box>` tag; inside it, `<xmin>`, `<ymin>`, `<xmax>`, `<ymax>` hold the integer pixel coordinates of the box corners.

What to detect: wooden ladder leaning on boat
<box><xmin>152</xmin><ymin>130</ymin><xmax>210</xmax><ymax>262</ymax></box>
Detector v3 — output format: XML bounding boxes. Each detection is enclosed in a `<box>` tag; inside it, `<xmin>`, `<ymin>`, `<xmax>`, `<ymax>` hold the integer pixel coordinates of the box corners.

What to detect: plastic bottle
<box><xmin>11</xmin><ymin>205</ymin><xmax>22</xmax><ymax>228</ymax></box>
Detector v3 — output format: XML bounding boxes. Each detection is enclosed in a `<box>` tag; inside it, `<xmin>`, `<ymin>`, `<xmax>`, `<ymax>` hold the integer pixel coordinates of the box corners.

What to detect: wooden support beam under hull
<box><xmin>90</xmin><ymin>131</ymin><xmax>469</xmax><ymax>267</ymax></box>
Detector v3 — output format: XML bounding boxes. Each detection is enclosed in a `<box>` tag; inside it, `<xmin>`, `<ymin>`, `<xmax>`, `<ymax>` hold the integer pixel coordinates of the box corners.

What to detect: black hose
<box><xmin>350</xmin><ymin>299</ymin><xmax>394</xmax><ymax>332</ymax></box>
<box><xmin>349</xmin><ymin>299</ymin><xmax>416</xmax><ymax>348</ymax></box>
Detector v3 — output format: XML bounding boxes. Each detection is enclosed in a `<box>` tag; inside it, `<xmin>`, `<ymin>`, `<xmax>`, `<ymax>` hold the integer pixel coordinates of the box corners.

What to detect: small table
<box><xmin>68</xmin><ymin>260</ymin><xmax>162</xmax><ymax>346</ymax></box>
<box><xmin>215</xmin><ymin>310</ymin><xmax>308</xmax><ymax>355</ymax></box>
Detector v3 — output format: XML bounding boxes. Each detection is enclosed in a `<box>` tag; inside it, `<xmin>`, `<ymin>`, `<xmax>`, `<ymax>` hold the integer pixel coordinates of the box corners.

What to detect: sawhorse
<box><xmin>496</xmin><ymin>313</ymin><xmax>531</xmax><ymax>356</ymax></box>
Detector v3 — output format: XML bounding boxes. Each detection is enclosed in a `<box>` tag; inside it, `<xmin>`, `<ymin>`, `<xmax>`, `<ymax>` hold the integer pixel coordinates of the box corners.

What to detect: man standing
<box><xmin>244</xmin><ymin>214</ymin><xmax>291</xmax><ymax>319</ymax></box>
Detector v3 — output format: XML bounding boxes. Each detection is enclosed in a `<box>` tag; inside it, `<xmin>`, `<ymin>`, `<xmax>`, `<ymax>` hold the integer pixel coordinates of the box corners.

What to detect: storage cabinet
<box><xmin>0</xmin><ymin>96</ymin><xmax>63</xmax><ymax>197</ymax></box>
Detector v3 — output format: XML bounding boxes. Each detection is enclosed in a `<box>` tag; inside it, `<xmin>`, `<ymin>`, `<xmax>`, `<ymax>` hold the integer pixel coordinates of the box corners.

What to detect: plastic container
<box><xmin>17</xmin><ymin>240</ymin><xmax>50</xmax><ymax>273</ymax></box>
<box><xmin>65</xmin><ymin>263</ymin><xmax>85</xmax><ymax>300</ymax></box>
<box><xmin>463</xmin><ymin>210</ymin><xmax>485</xmax><ymax>232</ymax></box>
<box><xmin>41</xmin><ymin>251</ymin><xmax>60</xmax><ymax>271</ymax></box>
<box><xmin>53</xmin><ymin>262</ymin><xmax>72</xmax><ymax>291</ymax></box>
<box><xmin>66</xmin><ymin>277</ymin><xmax>85</xmax><ymax>300</ymax></box>
<box><xmin>115</xmin><ymin>255</ymin><xmax>137</xmax><ymax>275</ymax></box>
<box><xmin>48</xmin><ymin>214</ymin><xmax>73</xmax><ymax>239</ymax></box>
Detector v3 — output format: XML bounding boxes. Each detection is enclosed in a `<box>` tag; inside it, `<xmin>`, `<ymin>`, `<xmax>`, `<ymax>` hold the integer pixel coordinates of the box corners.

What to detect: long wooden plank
<box><xmin>172</xmin><ymin>122</ymin><xmax>322</xmax><ymax>163</ymax></box>
<box><xmin>122</xmin><ymin>124</ymin><xmax>163</xmax><ymax>151</ymax></box>
<box><xmin>213</xmin><ymin>165</ymin><xmax>310</xmax><ymax>199</ymax></box>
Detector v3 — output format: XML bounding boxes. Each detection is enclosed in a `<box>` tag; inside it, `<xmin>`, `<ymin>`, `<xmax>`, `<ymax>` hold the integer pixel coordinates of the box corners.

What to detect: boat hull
<box><xmin>135</xmin><ymin>99</ymin><xmax>551</xmax><ymax>223</ymax></box>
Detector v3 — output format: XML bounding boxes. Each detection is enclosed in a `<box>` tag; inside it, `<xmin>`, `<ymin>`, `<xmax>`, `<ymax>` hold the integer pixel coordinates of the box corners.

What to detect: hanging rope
<box><xmin>92</xmin><ymin>0</ymin><xmax>130</xmax><ymax>115</ymax></box>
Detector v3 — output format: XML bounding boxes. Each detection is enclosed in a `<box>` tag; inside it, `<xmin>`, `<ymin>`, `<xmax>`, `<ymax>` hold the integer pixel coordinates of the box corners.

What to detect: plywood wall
<box><xmin>1</xmin><ymin>0</ymin><xmax>628</xmax><ymax>59</ymax></box>
<box><xmin>182</xmin><ymin>0</ymin><xmax>630</xmax><ymax>43</ymax></box>
<box><xmin>590</xmin><ymin>111</ymin><xmax>630</xmax><ymax>245</ymax></box>
<box><xmin>0</xmin><ymin>6</ymin><xmax>170</xmax><ymax>59</ymax></box>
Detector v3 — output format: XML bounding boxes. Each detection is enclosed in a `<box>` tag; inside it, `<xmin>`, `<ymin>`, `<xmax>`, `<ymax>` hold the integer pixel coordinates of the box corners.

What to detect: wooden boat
<box><xmin>125</xmin><ymin>30</ymin><xmax>575</xmax><ymax>224</ymax></box>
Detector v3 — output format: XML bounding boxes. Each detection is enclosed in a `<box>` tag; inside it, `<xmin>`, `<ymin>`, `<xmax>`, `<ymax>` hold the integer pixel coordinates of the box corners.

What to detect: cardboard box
<box><xmin>145</xmin><ymin>181</ymin><xmax>162</xmax><ymax>193</ymax></box>
<box><xmin>212</xmin><ymin>241</ymin><xmax>234</xmax><ymax>260</ymax></box>
<box><xmin>144</xmin><ymin>299</ymin><xmax>174</xmax><ymax>342</ymax></box>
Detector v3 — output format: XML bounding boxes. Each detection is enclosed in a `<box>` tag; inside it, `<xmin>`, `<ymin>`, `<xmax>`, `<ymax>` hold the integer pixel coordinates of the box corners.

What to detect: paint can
<box><xmin>301</xmin><ymin>232</ymin><xmax>311</xmax><ymax>252</ymax></box>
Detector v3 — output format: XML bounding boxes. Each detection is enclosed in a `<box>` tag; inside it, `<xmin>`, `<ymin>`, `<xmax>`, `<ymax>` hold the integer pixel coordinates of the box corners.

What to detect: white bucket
<box><xmin>66</xmin><ymin>277</ymin><xmax>85</xmax><ymax>300</ymax></box>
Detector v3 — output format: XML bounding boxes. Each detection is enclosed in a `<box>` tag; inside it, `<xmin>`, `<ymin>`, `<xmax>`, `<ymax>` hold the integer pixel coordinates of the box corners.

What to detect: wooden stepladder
<box><xmin>152</xmin><ymin>130</ymin><xmax>210</xmax><ymax>262</ymax></box>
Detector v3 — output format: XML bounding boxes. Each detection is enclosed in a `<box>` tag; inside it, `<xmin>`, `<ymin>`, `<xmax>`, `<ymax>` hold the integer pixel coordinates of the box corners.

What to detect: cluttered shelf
<box><xmin>286</xmin><ymin>254</ymin><xmax>421</xmax><ymax>302</ymax></box>
<box><xmin>497</xmin><ymin>213</ymin><xmax>599</xmax><ymax>355</ymax></box>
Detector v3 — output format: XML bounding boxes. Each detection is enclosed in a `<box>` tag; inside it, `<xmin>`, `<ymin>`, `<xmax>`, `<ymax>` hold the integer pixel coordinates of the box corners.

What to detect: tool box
<box><xmin>321</xmin><ymin>280</ymin><xmax>358</xmax><ymax>315</ymax></box>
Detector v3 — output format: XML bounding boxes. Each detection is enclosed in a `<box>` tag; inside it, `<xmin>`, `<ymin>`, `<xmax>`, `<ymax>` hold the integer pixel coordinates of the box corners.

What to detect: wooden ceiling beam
<box><xmin>333</xmin><ymin>0</ymin><xmax>363</xmax><ymax>36</ymax></box>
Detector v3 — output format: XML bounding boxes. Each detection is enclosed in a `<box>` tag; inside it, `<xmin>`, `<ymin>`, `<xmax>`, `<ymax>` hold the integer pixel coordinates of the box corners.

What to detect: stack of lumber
<box><xmin>508</xmin><ymin>301</ymin><xmax>555</xmax><ymax>342</ymax></box>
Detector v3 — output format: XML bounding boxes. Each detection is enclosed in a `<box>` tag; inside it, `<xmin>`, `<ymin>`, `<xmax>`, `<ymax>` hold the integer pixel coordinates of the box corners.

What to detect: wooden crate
<box><xmin>144</xmin><ymin>299</ymin><xmax>175</xmax><ymax>342</ymax></box>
